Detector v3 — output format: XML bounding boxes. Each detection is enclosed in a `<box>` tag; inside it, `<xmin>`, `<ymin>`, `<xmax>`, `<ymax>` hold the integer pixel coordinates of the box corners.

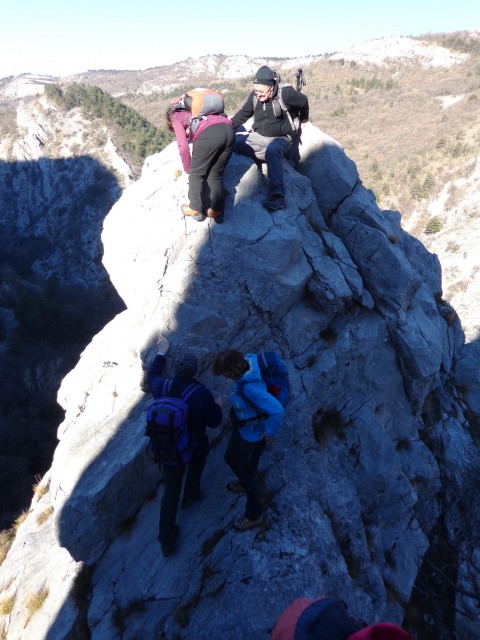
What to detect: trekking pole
<box><xmin>209</xmin><ymin>421</ymin><xmax>232</xmax><ymax>450</ymax></box>
<box><xmin>295</xmin><ymin>68</ymin><xmax>306</xmax><ymax>92</ymax></box>
<box><xmin>208</xmin><ymin>218</ymin><xmax>213</xmax><ymax>253</ymax></box>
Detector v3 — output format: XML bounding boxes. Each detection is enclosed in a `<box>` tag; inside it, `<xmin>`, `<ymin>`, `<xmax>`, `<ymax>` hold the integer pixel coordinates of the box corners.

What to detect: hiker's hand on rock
<box><xmin>156</xmin><ymin>335</ymin><xmax>170</xmax><ymax>355</ymax></box>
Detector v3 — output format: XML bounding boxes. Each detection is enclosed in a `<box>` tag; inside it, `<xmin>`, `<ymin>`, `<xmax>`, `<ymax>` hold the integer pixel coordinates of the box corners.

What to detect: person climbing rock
<box><xmin>147</xmin><ymin>335</ymin><xmax>222</xmax><ymax>556</ymax></box>
<box><xmin>212</xmin><ymin>349</ymin><xmax>284</xmax><ymax>531</ymax></box>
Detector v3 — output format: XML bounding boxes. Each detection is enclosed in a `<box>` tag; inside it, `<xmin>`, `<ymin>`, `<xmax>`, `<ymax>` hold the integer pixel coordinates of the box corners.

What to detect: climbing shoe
<box><xmin>227</xmin><ymin>481</ymin><xmax>245</xmax><ymax>494</ymax></box>
<box><xmin>207</xmin><ymin>208</ymin><xmax>224</xmax><ymax>224</ymax></box>
<box><xmin>181</xmin><ymin>492</ymin><xmax>201</xmax><ymax>509</ymax></box>
<box><xmin>181</xmin><ymin>204</ymin><xmax>206</xmax><ymax>221</ymax></box>
<box><xmin>263</xmin><ymin>195</ymin><xmax>285</xmax><ymax>211</ymax></box>
<box><xmin>160</xmin><ymin>525</ymin><xmax>179</xmax><ymax>557</ymax></box>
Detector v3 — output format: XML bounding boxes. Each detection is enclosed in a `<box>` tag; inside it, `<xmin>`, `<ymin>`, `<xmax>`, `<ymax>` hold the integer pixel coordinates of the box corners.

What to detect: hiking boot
<box><xmin>263</xmin><ymin>195</ymin><xmax>285</xmax><ymax>211</ymax></box>
<box><xmin>227</xmin><ymin>481</ymin><xmax>245</xmax><ymax>494</ymax></box>
<box><xmin>181</xmin><ymin>204</ymin><xmax>206</xmax><ymax>221</ymax></box>
<box><xmin>181</xmin><ymin>492</ymin><xmax>201</xmax><ymax>509</ymax></box>
<box><xmin>161</xmin><ymin>541</ymin><xmax>174</xmax><ymax>557</ymax></box>
<box><xmin>160</xmin><ymin>525</ymin><xmax>179</xmax><ymax>557</ymax></box>
<box><xmin>233</xmin><ymin>515</ymin><xmax>264</xmax><ymax>531</ymax></box>
<box><xmin>207</xmin><ymin>208</ymin><xmax>224</xmax><ymax>224</ymax></box>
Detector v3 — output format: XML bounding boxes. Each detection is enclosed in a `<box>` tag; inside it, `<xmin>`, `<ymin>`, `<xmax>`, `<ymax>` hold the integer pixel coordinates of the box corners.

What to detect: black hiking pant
<box><xmin>158</xmin><ymin>451</ymin><xmax>207</xmax><ymax>546</ymax></box>
<box><xmin>188</xmin><ymin>123</ymin><xmax>235</xmax><ymax>213</ymax></box>
<box><xmin>224</xmin><ymin>428</ymin><xmax>266</xmax><ymax>520</ymax></box>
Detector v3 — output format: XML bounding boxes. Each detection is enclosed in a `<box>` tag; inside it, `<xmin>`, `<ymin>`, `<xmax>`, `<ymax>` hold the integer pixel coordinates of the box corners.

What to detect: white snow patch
<box><xmin>330</xmin><ymin>36</ymin><xmax>469</xmax><ymax>68</ymax></box>
<box><xmin>0</xmin><ymin>74</ymin><xmax>54</xmax><ymax>99</ymax></box>
<box><xmin>437</xmin><ymin>95</ymin><xmax>465</xmax><ymax>108</ymax></box>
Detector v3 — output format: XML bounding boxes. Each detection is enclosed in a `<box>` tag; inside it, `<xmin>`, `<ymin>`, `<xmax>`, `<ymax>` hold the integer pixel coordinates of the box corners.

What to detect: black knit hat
<box><xmin>253</xmin><ymin>65</ymin><xmax>276</xmax><ymax>85</ymax></box>
<box><xmin>174</xmin><ymin>353</ymin><xmax>198</xmax><ymax>378</ymax></box>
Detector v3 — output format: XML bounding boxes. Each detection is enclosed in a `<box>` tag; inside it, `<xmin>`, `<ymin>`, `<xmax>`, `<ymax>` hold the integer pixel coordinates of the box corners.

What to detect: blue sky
<box><xmin>1</xmin><ymin>0</ymin><xmax>479</xmax><ymax>78</ymax></box>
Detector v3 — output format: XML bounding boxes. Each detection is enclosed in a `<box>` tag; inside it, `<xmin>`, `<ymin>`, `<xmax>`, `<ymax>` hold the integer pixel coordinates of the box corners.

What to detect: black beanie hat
<box><xmin>253</xmin><ymin>65</ymin><xmax>276</xmax><ymax>85</ymax></box>
<box><xmin>174</xmin><ymin>353</ymin><xmax>198</xmax><ymax>378</ymax></box>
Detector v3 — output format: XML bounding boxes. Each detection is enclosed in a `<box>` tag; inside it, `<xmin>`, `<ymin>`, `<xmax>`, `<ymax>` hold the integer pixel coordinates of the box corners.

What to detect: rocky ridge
<box><xmin>0</xmin><ymin>124</ymin><xmax>479</xmax><ymax>639</ymax></box>
<box><xmin>2</xmin><ymin>38</ymin><xmax>479</xmax><ymax>340</ymax></box>
<box><xmin>410</xmin><ymin>155</ymin><xmax>480</xmax><ymax>343</ymax></box>
<box><xmin>329</xmin><ymin>35</ymin><xmax>472</xmax><ymax>67</ymax></box>
<box><xmin>0</xmin><ymin>94</ymin><xmax>133</xmax><ymax>186</ymax></box>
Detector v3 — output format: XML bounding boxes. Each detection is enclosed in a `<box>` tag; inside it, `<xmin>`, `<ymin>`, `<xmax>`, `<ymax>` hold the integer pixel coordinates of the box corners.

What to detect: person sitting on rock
<box><xmin>230</xmin><ymin>65</ymin><xmax>309</xmax><ymax>212</ymax></box>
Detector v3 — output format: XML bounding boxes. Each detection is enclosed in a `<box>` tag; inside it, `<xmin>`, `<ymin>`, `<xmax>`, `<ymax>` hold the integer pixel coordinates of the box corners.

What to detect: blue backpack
<box><xmin>237</xmin><ymin>352</ymin><xmax>290</xmax><ymax>418</ymax></box>
<box><xmin>145</xmin><ymin>380</ymin><xmax>201</xmax><ymax>466</ymax></box>
<box><xmin>257</xmin><ymin>351</ymin><xmax>290</xmax><ymax>407</ymax></box>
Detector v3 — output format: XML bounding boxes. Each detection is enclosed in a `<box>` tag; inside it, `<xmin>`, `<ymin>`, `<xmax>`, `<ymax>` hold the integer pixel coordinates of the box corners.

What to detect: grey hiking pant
<box><xmin>235</xmin><ymin>131</ymin><xmax>292</xmax><ymax>198</ymax></box>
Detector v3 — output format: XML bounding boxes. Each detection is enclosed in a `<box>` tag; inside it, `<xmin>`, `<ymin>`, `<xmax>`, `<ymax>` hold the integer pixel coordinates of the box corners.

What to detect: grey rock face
<box><xmin>0</xmin><ymin>124</ymin><xmax>478</xmax><ymax>640</ymax></box>
<box><xmin>0</xmin><ymin>154</ymin><xmax>121</xmax><ymax>284</ymax></box>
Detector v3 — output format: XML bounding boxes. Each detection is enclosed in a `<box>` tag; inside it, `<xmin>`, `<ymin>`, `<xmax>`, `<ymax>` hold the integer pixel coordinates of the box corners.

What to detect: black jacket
<box><xmin>147</xmin><ymin>354</ymin><xmax>222</xmax><ymax>441</ymax></box>
<box><xmin>231</xmin><ymin>85</ymin><xmax>309</xmax><ymax>138</ymax></box>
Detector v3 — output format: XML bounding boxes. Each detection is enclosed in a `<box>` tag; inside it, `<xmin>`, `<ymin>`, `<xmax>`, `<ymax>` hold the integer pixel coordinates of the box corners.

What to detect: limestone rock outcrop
<box><xmin>0</xmin><ymin>124</ymin><xmax>478</xmax><ymax>640</ymax></box>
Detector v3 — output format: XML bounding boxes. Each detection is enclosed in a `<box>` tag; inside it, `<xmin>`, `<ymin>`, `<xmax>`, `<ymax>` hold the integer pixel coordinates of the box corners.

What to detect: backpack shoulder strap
<box><xmin>277</xmin><ymin>86</ymin><xmax>288</xmax><ymax>113</ymax></box>
<box><xmin>278</xmin><ymin>86</ymin><xmax>296</xmax><ymax>133</ymax></box>
<box><xmin>179</xmin><ymin>382</ymin><xmax>202</xmax><ymax>403</ymax></box>
<box><xmin>161</xmin><ymin>379</ymin><xmax>173</xmax><ymax>397</ymax></box>
<box><xmin>235</xmin><ymin>379</ymin><xmax>268</xmax><ymax>420</ymax></box>
<box><xmin>258</xmin><ymin>352</ymin><xmax>268</xmax><ymax>369</ymax></box>
<box><xmin>235</xmin><ymin>379</ymin><xmax>253</xmax><ymax>411</ymax></box>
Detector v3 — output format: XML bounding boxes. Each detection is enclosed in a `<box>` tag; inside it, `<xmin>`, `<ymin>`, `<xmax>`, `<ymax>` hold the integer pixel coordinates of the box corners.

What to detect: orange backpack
<box><xmin>170</xmin><ymin>88</ymin><xmax>225</xmax><ymax>133</ymax></box>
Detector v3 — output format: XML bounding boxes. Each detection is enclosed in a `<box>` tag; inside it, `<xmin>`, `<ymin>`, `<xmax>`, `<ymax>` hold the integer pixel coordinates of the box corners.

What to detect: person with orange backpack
<box><xmin>167</xmin><ymin>89</ymin><xmax>234</xmax><ymax>224</ymax></box>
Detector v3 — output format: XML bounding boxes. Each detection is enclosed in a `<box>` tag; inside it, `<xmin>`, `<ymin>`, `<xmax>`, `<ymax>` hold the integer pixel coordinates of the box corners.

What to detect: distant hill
<box><xmin>4</xmin><ymin>32</ymin><xmax>478</xmax><ymax>218</ymax></box>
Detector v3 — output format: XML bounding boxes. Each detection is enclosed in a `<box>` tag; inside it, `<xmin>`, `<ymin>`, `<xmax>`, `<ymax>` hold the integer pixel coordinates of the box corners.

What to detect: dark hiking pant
<box><xmin>188</xmin><ymin>123</ymin><xmax>235</xmax><ymax>213</ymax></box>
<box><xmin>234</xmin><ymin>131</ymin><xmax>292</xmax><ymax>198</ymax></box>
<box><xmin>224</xmin><ymin>427</ymin><xmax>266</xmax><ymax>520</ymax></box>
<box><xmin>158</xmin><ymin>453</ymin><xmax>207</xmax><ymax>546</ymax></box>
<box><xmin>183</xmin><ymin>454</ymin><xmax>206</xmax><ymax>503</ymax></box>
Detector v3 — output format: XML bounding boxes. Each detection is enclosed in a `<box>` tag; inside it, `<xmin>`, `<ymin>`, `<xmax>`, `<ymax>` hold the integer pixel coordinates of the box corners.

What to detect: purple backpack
<box><xmin>145</xmin><ymin>380</ymin><xmax>201</xmax><ymax>466</ymax></box>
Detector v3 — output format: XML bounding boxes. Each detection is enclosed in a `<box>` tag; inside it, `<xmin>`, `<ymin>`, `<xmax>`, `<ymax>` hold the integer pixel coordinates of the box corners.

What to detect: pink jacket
<box><xmin>350</xmin><ymin>624</ymin><xmax>412</xmax><ymax>640</ymax></box>
<box><xmin>171</xmin><ymin>111</ymin><xmax>233</xmax><ymax>174</ymax></box>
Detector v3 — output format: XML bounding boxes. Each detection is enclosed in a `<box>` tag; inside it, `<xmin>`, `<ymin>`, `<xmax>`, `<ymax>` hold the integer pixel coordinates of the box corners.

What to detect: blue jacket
<box><xmin>231</xmin><ymin>353</ymin><xmax>284</xmax><ymax>442</ymax></box>
<box><xmin>147</xmin><ymin>355</ymin><xmax>222</xmax><ymax>448</ymax></box>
